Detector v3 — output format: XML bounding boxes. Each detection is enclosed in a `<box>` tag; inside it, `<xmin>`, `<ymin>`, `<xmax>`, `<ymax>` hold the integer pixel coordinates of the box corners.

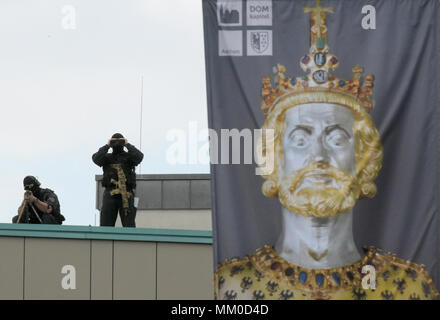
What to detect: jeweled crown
<box><xmin>261</xmin><ymin>0</ymin><xmax>374</xmax><ymax>117</ymax></box>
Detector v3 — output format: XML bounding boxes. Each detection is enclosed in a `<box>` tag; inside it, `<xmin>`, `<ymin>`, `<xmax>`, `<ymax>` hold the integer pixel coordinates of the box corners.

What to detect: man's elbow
<box><xmin>135</xmin><ymin>154</ymin><xmax>144</xmax><ymax>165</ymax></box>
<box><xmin>92</xmin><ymin>156</ymin><xmax>102</xmax><ymax>166</ymax></box>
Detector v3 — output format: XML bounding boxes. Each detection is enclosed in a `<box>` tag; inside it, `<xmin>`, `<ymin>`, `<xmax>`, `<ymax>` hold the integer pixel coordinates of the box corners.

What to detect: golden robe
<box><xmin>215</xmin><ymin>245</ymin><xmax>439</xmax><ymax>300</ymax></box>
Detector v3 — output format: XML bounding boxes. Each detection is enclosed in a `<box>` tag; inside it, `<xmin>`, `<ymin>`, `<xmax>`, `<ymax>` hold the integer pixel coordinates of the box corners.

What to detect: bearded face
<box><xmin>278</xmin><ymin>103</ymin><xmax>361</xmax><ymax>218</ymax></box>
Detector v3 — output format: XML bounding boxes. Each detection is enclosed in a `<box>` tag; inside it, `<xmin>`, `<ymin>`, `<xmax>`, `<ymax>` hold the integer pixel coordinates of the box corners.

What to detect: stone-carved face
<box><xmin>283</xmin><ymin>103</ymin><xmax>355</xmax><ymax>179</ymax></box>
<box><xmin>278</xmin><ymin>103</ymin><xmax>360</xmax><ymax>218</ymax></box>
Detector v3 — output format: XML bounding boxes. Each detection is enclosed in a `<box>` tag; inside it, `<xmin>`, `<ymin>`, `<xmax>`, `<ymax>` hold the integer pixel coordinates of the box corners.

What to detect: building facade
<box><xmin>0</xmin><ymin>174</ymin><xmax>214</xmax><ymax>300</ymax></box>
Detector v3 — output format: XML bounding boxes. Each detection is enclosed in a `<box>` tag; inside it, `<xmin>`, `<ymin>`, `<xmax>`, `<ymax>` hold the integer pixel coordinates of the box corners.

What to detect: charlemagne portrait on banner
<box><xmin>215</xmin><ymin>0</ymin><xmax>439</xmax><ymax>300</ymax></box>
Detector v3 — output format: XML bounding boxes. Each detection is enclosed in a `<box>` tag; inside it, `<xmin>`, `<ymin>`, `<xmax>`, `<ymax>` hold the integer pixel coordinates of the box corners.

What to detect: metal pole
<box><xmin>139</xmin><ymin>75</ymin><xmax>144</xmax><ymax>175</ymax></box>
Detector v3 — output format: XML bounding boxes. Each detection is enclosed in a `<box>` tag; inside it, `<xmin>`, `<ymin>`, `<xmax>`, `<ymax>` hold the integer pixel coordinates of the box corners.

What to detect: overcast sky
<box><xmin>0</xmin><ymin>0</ymin><xmax>209</xmax><ymax>226</ymax></box>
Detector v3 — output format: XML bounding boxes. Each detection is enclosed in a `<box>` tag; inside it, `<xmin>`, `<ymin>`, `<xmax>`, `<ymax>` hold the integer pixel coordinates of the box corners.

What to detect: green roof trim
<box><xmin>0</xmin><ymin>223</ymin><xmax>212</xmax><ymax>244</ymax></box>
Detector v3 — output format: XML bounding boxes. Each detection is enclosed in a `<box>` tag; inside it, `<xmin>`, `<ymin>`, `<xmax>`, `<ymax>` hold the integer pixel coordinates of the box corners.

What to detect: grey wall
<box><xmin>95</xmin><ymin>174</ymin><xmax>211</xmax><ymax>211</ymax></box>
<box><xmin>0</xmin><ymin>236</ymin><xmax>213</xmax><ymax>300</ymax></box>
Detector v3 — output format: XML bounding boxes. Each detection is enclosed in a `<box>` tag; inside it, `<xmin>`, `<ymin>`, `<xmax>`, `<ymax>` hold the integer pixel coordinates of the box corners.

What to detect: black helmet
<box><xmin>23</xmin><ymin>176</ymin><xmax>41</xmax><ymax>187</ymax></box>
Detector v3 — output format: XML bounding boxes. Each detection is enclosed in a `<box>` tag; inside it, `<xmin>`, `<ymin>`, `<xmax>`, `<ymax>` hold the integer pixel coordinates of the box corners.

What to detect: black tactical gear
<box><xmin>12</xmin><ymin>187</ymin><xmax>65</xmax><ymax>224</ymax></box>
<box><xmin>92</xmin><ymin>140</ymin><xmax>144</xmax><ymax>227</ymax></box>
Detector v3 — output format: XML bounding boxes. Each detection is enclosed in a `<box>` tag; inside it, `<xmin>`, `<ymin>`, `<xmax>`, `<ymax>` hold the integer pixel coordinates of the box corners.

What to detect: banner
<box><xmin>203</xmin><ymin>0</ymin><xmax>440</xmax><ymax>300</ymax></box>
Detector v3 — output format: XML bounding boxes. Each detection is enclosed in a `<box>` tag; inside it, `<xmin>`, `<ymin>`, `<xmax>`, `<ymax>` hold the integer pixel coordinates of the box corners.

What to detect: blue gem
<box><xmin>332</xmin><ymin>272</ymin><xmax>341</xmax><ymax>286</ymax></box>
<box><xmin>339</xmin><ymin>80</ymin><xmax>346</xmax><ymax>87</ymax></box>
<box><xmin>346</xmin><ymin>271</ymin><xmax>354</xmax><ymax>281</ymax></box>
<box><xmin>315</xmin><ymin>273</ymin><xmax>324</xmax><ymax>287</ymax></box>
<box><xmin>291</xmin><ymin>78</ymin><xmax>296</xmax><ymax>86</ymax></box>
<box><xmin>299</xmin><ymin>272</ymin><xmax>307</xmax><ymax>284</ymax></box>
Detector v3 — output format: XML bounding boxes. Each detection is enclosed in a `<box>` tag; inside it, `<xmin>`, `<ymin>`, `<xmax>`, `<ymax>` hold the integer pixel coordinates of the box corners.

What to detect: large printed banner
<box><xmin>202</xmin><ymin>0</ymin><xmax>439</xmax><ymax>300</ymax></box>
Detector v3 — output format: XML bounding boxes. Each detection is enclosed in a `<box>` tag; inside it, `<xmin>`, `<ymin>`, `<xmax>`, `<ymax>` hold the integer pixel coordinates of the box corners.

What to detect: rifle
<box><xmin>16</xmin><ymin>191</ymin><xmax>43</xmax><ymax>223</ymax></box>
<box><xmin>110</xmin><ymin>164</ymin><xmax>132</xmax><ymax>216</ymax></box>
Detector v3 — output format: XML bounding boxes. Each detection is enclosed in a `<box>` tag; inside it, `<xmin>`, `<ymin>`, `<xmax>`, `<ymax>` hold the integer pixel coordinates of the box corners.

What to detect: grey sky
<box><xmin>0</xmin><ymin>0</ymin><xmax>209</xmax><ymax>225</ymax></box>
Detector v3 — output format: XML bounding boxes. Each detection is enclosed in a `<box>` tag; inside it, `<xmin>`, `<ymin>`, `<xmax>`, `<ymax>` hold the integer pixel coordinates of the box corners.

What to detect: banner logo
<box><xmin>247</xmin><ymin>0</ymin><xmax>272</xmax><ymax>26</ymax></box>
<box><xmin>217</xmin><ymin>1</ymin><xmax>242</xmax><ymax>26</ymax></box>
<box><xmin>250</xmin><ymin>31</ymin><xmax>269</xmax><ymax>53</ymax></box>
<box><xmin>219</xmin><ymin>30</ymin><xmax>243</xmax><ymax>56</ymax></box>
<box><xmin>247</xmin><ymin>30</ymin><xmax>272</xmax><ymax>56</ymax></box>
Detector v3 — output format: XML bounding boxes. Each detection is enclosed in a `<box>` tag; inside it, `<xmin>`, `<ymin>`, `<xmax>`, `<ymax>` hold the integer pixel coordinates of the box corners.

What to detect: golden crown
<box><xmin>261</xmin><ymin>0</ymin><xmax>374</xmax><ymax>117</ymax></box>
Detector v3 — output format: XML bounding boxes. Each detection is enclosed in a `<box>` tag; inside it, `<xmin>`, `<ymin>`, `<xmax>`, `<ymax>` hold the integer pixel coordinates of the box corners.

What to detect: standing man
<box><xmin>93</xmin><ymin>133</ymin><xmax>144</xmax><ymax>227</ymax></box>
<box><xmin>13</xmin><ymin>176</ymin><xmax>65</xmax><ymax>224</ymax></box>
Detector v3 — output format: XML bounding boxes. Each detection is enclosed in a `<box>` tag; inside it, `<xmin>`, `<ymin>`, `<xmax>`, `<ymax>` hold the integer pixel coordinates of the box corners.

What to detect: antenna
<box><xmin>139</xmin><ymin>75</ymin><xmax>144</xmax><ymax>175</ymax></box>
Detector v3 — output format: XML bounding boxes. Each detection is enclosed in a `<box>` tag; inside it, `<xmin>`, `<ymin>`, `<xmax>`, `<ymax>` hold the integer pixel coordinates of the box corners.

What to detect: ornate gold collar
<box><xmin>251</xmin><ymin>245</ymin><xmax>377</xmax><ymax>292</ymax></box>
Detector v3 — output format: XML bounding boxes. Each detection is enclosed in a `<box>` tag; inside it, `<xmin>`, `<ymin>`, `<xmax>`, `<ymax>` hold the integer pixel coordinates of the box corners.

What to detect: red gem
<box><xmin>302</xmin><ymin>55</ymin><xmax>310</xmax><ymax>64</ymax></box>
<box><xmin>271</xmin><ymin>262</ymin><xmax>281</xmax><ymax>270</ymax></box>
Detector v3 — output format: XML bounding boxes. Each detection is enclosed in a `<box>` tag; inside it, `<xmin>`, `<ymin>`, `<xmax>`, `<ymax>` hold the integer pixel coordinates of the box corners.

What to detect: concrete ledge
<box><xmin>0</xmin><ymin>223</ymin><xmax>213</xmax><ymax>244</ymax></box>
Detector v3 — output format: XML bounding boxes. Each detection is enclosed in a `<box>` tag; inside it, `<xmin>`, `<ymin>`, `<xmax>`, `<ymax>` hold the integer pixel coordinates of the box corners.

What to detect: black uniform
<box><xmin>12</xmin><ymin>188</ymin><xmax>64</xmax><ymax>224</ymax></box>
<box><xmin>92</xmin><ymin>143</ymin><xmax>144</xmax><ymax>227</ymax></box>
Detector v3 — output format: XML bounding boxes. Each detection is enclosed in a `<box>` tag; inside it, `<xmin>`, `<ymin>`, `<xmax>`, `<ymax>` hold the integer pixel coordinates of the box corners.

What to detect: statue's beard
<box><xmin>278</xmin><ymin>162</ymin><xmax>361</xmax><ymax>218</ymax></box>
